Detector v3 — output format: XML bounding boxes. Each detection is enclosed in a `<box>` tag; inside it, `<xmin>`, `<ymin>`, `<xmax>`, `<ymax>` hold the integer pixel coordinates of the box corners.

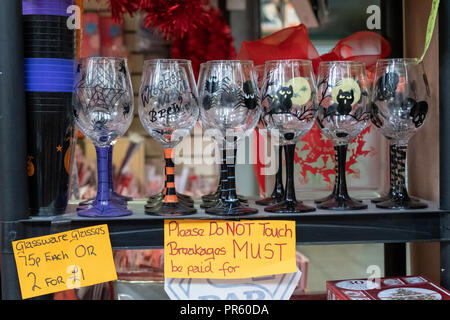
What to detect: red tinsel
<box><xmin>103</xmin><ymin>0</ymin><xmax>140</xmax><ymax>22</ymax></box>
<box><xmin>171</xmin><ymin>7</ymin><xmax>236</xmax><ymax>78</ymax></box>
<box><xmin>140</xmin><ymin>0</ymin><xmax>210</xmax><ymax>39</ymax></box>
<box><xmin>103</xmin><ymin>0</ymin><xmax>236</xmax><ymax>76</ymax></box>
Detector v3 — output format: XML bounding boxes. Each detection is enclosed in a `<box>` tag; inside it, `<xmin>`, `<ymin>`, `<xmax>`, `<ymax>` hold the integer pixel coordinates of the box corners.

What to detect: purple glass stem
<box><xmin>109</xmin><ymin>145</ymin><xmax>114</xmax><ymax>193</ymax></box>
<box><xmin>95</xmin><ymin>146</ymin><xmax>111</xmax><ymax>203</ymax></box>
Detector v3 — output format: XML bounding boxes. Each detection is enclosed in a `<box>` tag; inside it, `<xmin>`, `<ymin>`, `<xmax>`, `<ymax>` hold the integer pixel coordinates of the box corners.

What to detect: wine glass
<box><xmin>138</xmin><ymin>59</ymin><xmax>199</xmax><ymax>216</ymax></box>
<box><xmin>73</xmin><ymin>57</ymin><xmax>134</xmax><ymax>217</ymax></box>
<box><xmin>370</xmin><ymin>58</ymin><xmax>430</xmax><ymax>209</ymax></box>
<box><xmin>198</xmin><ymin>60</ymin><xmax>261</xmax><ymax>216</ymax></box>
<box><xmin>316</xmin><ymin>61</ymin><xmax>370</xmax><ymax>210</ymax></box>
<box><xmin>261</xmin><ymin>59</ymin><xmax>318</xmax><ymax>213</ymax></box>
<box><xmin>254</xmin><ymin>64</ymin><xmax>285</xmax><ymax>206</ymax></box>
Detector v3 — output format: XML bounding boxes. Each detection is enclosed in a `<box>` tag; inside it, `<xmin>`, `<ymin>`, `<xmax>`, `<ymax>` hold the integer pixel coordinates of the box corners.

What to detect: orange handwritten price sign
<box><xmin>164</xmin><ymin>220</ymin><xmax>297</xmax><ymax>279</ymax></box>
<box><xmin>12</xmin><ymin>225</ymin><xmax>117</xmax><ymax>299</ymax></box>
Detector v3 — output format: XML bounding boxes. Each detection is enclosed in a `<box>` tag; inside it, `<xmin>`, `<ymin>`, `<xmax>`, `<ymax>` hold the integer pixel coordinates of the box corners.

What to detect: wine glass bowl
<box><xmin>262</xmin><ymin>60</ymin><xmax>318</xmax><ymax>147</ymax></box>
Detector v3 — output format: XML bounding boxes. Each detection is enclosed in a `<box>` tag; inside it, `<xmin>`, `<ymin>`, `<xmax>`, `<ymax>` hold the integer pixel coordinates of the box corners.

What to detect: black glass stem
<box><xmin>372</xmin><ymin>143</ymin><xmax>398</xmax><ymax>203</ymax></box>
<box><xmin>256</xmin><ymin>146</ymin><xmax>285</xmax><ymax>206</ymax></box>
<box><xmin>205</xmin><ymin>138</ymin><xmax>258</xmax><ymax>216</ymax></box>
<box><xmin>265</xmin><ymin>144</ymin><xmax>315</xmax><ymax>213</ymax></box>
<box><xmin>317</xmin><ymin>144</ymin><xmax>368</xmax><ymax>211</ymax></box>
<box><xmin>376</xmin><ymin>145</ymin><xmax>428</xmax><ymax>209</ymax></box>
<box><xmin>201</xmin><ymin>145</ymin><xmax>248</xmax><ymax>209</ymax></box>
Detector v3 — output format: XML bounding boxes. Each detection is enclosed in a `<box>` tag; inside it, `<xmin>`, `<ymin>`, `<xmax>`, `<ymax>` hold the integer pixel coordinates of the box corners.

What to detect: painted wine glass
<box><xmin>198</xmin><ymin>60</ymin><xmax>261</xmax><ymax>216</ymax></box>
<box><xmin>254</xmin><ymin>64</ymin><xmax>285</xmax><ymax>206</ymax></box>
<box><xmin>370</xmin><ymin>58</ymin><xmax>430</xmax><ymax>209</ymax></box>
<box><xmin>73</xmin><ymin>57</ymin><xmax>134</xmax><ymax>217</ymax></box>
<box><xmin>139</xmin><ymin>59</ymin><xmax>199</xmax><ymax>216</ymax></box>
<box><xmin>316</xmin><ymin>61</ymin><xmax>370</xmax><ymax>210</ymax></box>
<box><xmin>261</xmin><ymin>59</ymin><xmax>318</xmax><ymax>213</ymax></box>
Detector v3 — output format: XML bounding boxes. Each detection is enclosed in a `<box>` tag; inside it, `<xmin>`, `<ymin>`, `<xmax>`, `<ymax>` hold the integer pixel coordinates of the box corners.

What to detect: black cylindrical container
<box><xmin>23</xmin><ymin>0</ymin><xmax>76</xmax><ymax>216</ymax></box>
<box><xmin>25</xmin><ymin>92</ymin><xmax>75</xmax><ymax>216</ymax></box>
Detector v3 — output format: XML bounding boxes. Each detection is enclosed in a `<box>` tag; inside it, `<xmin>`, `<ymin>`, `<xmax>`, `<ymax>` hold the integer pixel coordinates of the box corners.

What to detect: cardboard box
<box><xmin>327</xmin><ymin>276</ymin><xmax>450</xmax><ymax>300</ymax></box>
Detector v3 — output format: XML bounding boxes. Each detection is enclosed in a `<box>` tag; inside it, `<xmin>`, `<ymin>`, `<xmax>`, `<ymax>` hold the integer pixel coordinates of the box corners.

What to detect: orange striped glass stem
<box><xmin>163</xmin><ymin>148</ymin><xmax>177</xmax><ymax>204</ymax></box>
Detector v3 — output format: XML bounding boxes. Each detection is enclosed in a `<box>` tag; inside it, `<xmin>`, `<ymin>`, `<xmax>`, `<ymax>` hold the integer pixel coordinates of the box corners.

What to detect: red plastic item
<box><xmin>327</xmin><ymin>276</ymin><xmax>450</xmax><ymax>300</ymax></box>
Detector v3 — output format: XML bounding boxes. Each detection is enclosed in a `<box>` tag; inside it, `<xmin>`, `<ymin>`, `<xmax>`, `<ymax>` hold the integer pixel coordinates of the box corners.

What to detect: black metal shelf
<box><xmin>20</xmin><ymin>200</ymin><xmax>449</xmax><ymax>249</ymax></box>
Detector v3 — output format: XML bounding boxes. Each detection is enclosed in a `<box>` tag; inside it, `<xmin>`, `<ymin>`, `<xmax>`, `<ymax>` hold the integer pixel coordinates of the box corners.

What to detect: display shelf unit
<box><xmin>20</xmin><ymin>201</ymin><xmax>449</xmax><ymax>248</ymax></box>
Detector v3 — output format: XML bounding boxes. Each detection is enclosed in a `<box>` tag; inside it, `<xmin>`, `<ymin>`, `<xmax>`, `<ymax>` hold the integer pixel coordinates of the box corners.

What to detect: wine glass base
<box><xmin>77</xmin><ymin>199</ymin><xmax>128</xmax><ymax>211</ymax></box>
<box><xmin>317</xmin><ymin>197</ymin><xmax>368</xmax><ymax>211</ymax></box>
<box><xmin>205</xmin><ymin>204</ymin><xmax>258</xmax><ymax>217</ymax></box>
<box><xmin>314</xmin><ymin>193</ymin><xmax>335</xmax><ymax>204</ymax></box>
<box><xmin>145</xmin><ymin>198</ymin><xmax>194</xmax><ymax>209</ymax></box>
<box><xmin>376</xmin><ymin>198</ymin><xmax>428</xmax><ymax>210</ymax></box>
<box><xmin>145</xmin><ymin>202</ymin><xmax>197</xmax><ymax>216</ymax></box>
<box><xmin>255</xmin><ymin>197</ymin><xmax>284</xmax><ymax>206</ymax></box>
<box><xmin>265</xmin><ymin>200</ymin><xmax>316</xmax><ymax>214</ymax></box>
<box><xmin>201</xmin><ymin>198</ymin><xmax>249</xmax><ymax>209</ymax></box>
<box><xmin>147</xmin><ymin>192</ymin><xmax>194</xmax><ymax>205</ymax></box>
<box><xmin>112</xmin><ymin>192</ymin><xmax>133</xmax><ymax>202</ymax></box>
<box><xmin>371</xmin><ymin>193</ymin><xmax>394</xmax><ymax>203</ymax></box>
<box><xmin>77</xmin><ymin>202</ymin><xmax>132</xmax><ymax>217</ymax></box>
<box><xmin>79</xmin><ymin>194</ymin><xmax>129</xmax><ymax>208</ymax></box>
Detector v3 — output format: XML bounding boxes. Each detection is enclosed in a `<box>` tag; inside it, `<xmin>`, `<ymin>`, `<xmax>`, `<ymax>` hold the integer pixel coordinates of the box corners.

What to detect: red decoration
<box><xmin>171</xmin><ymin>6</ymin><xmax>236</xmax><ymax>78</ymax></box>
<box><xmin>103</xmin><ymin>0</ymin><xmax>140</xmax><ymax>22</ymax></box>
<box><xmin>103</xmin><ymin>0</ymin><xmax>236</xmax><ymax>77</ymax></box>
<box><xmin>140</xmin><ymin>0</ymin><xmax>210</xmax><ymax>40</ymax></box>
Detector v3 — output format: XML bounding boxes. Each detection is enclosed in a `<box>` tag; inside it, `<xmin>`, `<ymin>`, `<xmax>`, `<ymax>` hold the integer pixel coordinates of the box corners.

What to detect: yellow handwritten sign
<box><xmin>12</xmin><ymin>224</ymin><xmax>117</xmax><ymax>299</ymax></box>
<box><xmin>164</xmin><ymin>220</ymin><xmax>297</xmax><ymax>279</ymax></box>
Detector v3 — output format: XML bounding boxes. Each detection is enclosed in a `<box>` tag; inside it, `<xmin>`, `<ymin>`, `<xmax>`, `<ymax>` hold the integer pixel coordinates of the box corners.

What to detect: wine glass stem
<box><xmin>225</xmin><ymin>146</ymin><xmax>238</xmax><ymax>203</ymax></box>
<box><xmin>219</xmin><ymin>147</ymin><xmax>228</xmax><ymax>200</ymax></box>
<box><xmin>108</xmin><ymin>145</ymin><xmax>114</xmax><ymax>193</ymax></box>
<box><xmin>271</xmin><ymin>146</ymin><xmax>285</xmax><ymax>198</ymax></box>
<box><xmin>163</xmin><ymin>148</ymin><xmax>178</xmax><ymax>204</ymax></box>
<box><xmin>284</xmin><ymin>144</ymin><xmax>297</xmax><ymax>203</ymax></box>
<box><xmin>95</xmin><ymin>146</ymin><xmax>112</xmax><ymax>203</ymax></box>
<box><xmin>336</xmin><ymin>144</ymin><xmax>350</xmax><ymax>199</ymax></box>
<box><xmin>389</xmin><ymin>143</ymin><xmax>398</xmax><ymax>195</ymax></box>
<box><xmin>395</xmin><ymin>145</ymin><xmax>410</xmax><ymax>200</ymax></box>
<box><xmin>331</xmin><ymin>146</ymin><xmax>338</xmax><ymax>195</ymax></box>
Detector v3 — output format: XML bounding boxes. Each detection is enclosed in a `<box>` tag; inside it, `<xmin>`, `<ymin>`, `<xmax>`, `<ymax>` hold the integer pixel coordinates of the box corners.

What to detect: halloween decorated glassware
<box><xmin>198</xmin><ymin>62</ymin><xmax>250</xmax><ymax>209</ymax></box>
<box><xmin>73</xmin><ymin>57</ymin><xmax>134</xmax><ymax>217</ymax></box>
<box><xmin>139</xmin><ymin>59</ymin><xmax>199</xmax><ymax>216</ymax></box>
<box><xmin>198</xmin><ymin>60</ymin><xmax>261</xmax><ymax>216</ymax></box>
<box><xmin>254</xmin><ymin>64</ymin><xmax>285</xmax><ymax>206</ymax></box>
<box><xmin>316</xmin><ymin>61</ymin><xmax>370</xmax><ymax>210</ymax></box>
<box><xmin>370</xmin><ymin>58</ymin><xmax>430</xmax><ymax>209</ymax></box>
<box><xmin>261</xmin><ymin>59</ymin><xmax>318</xmax><ymax>213</ymax></box>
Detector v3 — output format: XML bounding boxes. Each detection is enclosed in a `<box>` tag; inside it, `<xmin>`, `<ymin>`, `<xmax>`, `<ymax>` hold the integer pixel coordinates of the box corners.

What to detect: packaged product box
<box><xmin>327</xmin><ymin>276</ymin><xmax>450</xmax><ymax>300</ymax></box>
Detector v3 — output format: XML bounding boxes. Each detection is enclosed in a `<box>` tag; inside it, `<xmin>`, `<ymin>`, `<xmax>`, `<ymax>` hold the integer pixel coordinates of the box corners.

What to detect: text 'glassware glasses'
<box><xmin>198</xmin><ymin>60</ymin><xmax>261</xmax><ymax>216</ymax></box>
<box><xmin>73</xmin><ymin>57</ymin><xmax>134</xmax><ymax>217</ymax></box>
<box><xmin>261</xmin><ymin>59</ymin><xmax>318</xmax><ymax>213</ymax></box>
<box><xmin>139</xmin><ymin>59</ymin><xmax>199</xmax><ymax>216</ymax></box>
<box><xmin>370</xmin><ymin>58</ymin><xmax>430</xmax><ymax>209</ymax></box>
<box><xmin>316</xmin><ymin>61</ymin><xmax>370</xmax><ymax>211</ymax></box>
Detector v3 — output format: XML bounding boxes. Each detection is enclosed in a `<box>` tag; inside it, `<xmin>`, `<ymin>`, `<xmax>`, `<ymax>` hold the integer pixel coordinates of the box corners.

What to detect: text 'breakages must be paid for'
<box><xmin>164</xmin><ymin>220</ymin><xmax>297</xmax><ymax>279</ymax></box>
